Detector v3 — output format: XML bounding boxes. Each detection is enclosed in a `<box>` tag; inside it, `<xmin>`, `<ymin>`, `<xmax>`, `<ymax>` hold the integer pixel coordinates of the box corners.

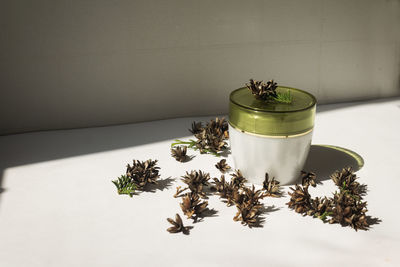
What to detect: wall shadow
<box><xmin>301</xmin><ymin>144</ymin><xmax>364</xmax><ymax>183</ymax></box>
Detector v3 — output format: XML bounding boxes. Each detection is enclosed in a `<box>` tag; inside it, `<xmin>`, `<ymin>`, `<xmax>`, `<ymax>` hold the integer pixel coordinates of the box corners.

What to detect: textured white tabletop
<box><xmin>1</xmin><ymin>98</ymin><xmax>399</xmax><ymax>267</ymax></box>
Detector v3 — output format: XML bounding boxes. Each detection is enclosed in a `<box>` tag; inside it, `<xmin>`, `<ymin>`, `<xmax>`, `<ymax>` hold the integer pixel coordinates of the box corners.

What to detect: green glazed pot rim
<box><xmin>229</xmin><ymin>86</ymin><xmax>317</xmax><ymax>136</ymax></box>
<box><xmin>229</xmin><ymin>86</ymin><xmax>317</xmax><ymax>113</ymax></box>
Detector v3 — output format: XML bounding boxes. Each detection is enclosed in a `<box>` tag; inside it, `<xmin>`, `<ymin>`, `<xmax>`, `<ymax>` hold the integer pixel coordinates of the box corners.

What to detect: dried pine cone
<box><xmin>189</xmin><ymin>121</ymin><xmax>203</xmax><ymax>134</ymax></box>
<box><xmin>212</xmin><ymin>175</ymin><xmax>241</xmax><ymax>206</ymax></box>
<box><xmin>171</xmin><ymin>146</ymin><xmax>188</xmax><ymax>162</ymax></box>
<box><xmin>301</xmin><ymin>171</ymin><xmax>317</xmax><ymax>187</ymax></box>
<box><xmin>234</xmin><ymin>201</ymin><xmax>263</xmax><ymax>227</ymax></box>
<box><xmin>330</xmin><ymin>167</ymin><xmax>363</xmax><ymax>197</ymax></box>
<box><xmin>246</xmin><ymin>79</ymin><xmax>278</xmax><ymax>100</ymax></box>
<box><xmin>181</xmin><ymin>170</ymin><xmax>210</xmax><ymax>198</ymax></box>
<box><xmin>287</xmin><ymin>184</ymin><xmax>312</xmax><ymax>214</ymax></box>
<box><xmin>193</xmin><ymin>117</ymin><xmax>229</xmax><ymax>154</ymax></box>
<box><xmin>166</xmin><ymin>214</ymin><xmax>191</xmax><ymax>234</ymax></box>
<box><xmin>126</xmin><ymin>159</ymin><xmax>160</xmax><ymax>189</ymax></box>
<box><xmin>230</xmin><ymin>169</ymin><xmax>247</xmax><ymax>188</ymax></box>
<box><xmin>180</xmin><ymin>192</ymin><xmax>208</xmax><ymax>219</ymax></box>
<box><xmin>308</xmin><ymin>197</ymin><xmax>333</xmax><ymax>219</ymax></box>
<box><xmin>262</xmin><ymin>173</ymin><xmax>281</xmax><ymax>197</ymax></box>
<box><xmin>215</xmin><ymin>159</ymin><xmax>231</xmax><ymax>173</ymax></box>
<box><xmin>329</xmin><ymin>191</ymin><xmax>369</xmax><ymax>231</ymax></box>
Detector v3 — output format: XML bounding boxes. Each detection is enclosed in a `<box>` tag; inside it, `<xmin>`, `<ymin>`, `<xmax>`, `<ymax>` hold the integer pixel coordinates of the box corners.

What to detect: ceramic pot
<box><xmin>229</xmin><ymin>86</ymin><xmax>316</xmax><ymax>185</ymax></box>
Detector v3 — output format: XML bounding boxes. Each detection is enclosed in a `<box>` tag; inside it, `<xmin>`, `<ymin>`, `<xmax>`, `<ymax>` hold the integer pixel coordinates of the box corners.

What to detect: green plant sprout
<box><xmin>112</xmin><ymin>175</ymin><xmax>137</xmax><ymax>197</ymax></box>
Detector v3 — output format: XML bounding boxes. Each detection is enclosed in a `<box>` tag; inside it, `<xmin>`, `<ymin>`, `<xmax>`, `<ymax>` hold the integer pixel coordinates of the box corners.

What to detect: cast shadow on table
<box><xmin>299</xmin><ymin>144</ymin><xmax>365</xmax><ymax>184</ymax></box>
<box><xmin>251</xmin><ymin>205</ymin><xmax>281</xmax><ymax>228</ymax></box>
<box><xmin>141</xmin><ymin>177</ymin><xmax>176</xmax><ymax>193</ymax></box>
<box><xmin>193</xmin><ymin>208</ymin><xmax>219</xmax><ymax>223</ymax></box>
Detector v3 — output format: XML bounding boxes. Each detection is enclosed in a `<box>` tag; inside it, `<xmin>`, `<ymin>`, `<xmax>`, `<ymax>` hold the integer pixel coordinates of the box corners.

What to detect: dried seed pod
<box><xmin>286</xmin><ymin>184</ymin><xmax>312</xmax><ymax>215</ymax></box>
<box><xmin>126</xmin><ymin>159</ymin><xmax>160</xmax><ymax>189</ymax></box>
<box><xmin>189</xmin><ymin>121</ymin><xmax>203</xmax><ymax>134</ymax></box>
<box><xmin>262</xmin><ymin>173</ymin><xmax>281</xmax><ymax>197</ymax></box>
<box><xmin>330</xmin><ymin>167</ymin><xmax>363</xmax><ymax>197</ymax></box>
<box><xmin>230</xmin><ymin>169</ymin><xmax>247</xmax><ymax>188</ymax></box>
<box><xmin>180</xmin><ymin>192</ymin><xmax>209</xmax><ymax>219</ymax></box>
<box><xmin>166</xmin><ymin>213</ymin><xmax>191</xmax><ymax>234</ymax></box>
<box><xmin>301</xmin><ymin>171</ymin><xmax>317</xmax><ymax>187</ymax></box>
<box><xmin>193</xmin><ymin>117</ymin><xmax>229</xmax><ymax>154</ymax></box>
<box><xmin>234</xmin><ymin>201</ymin><xmax>263</xmax><ymax>227</ymax></box>
<box><xmin>246</xmin><ymin>79</ymin><xmax>278</xmax><ymax>100</ymax></box>
<box><xmin>171</xmin><ymin>146</ymin><xmax>188</xmax><ymax>162</ymax></box>
<box><xmin>329</xmin><ymin>191</ymin><xmax>369</xmax><ymax>231</ymax></box>
<box><xmin>215</xmin><ymin>159</ymin><xmax>231</xmax><ymax>173</ymax></box>
<box><xmin>181</xmin><ymin>170</ymin><xmax>210</xmax><ymax>198</ymax></box>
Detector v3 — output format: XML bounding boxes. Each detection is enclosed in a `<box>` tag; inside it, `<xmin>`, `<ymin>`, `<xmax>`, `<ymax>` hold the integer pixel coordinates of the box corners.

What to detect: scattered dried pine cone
<box><xmin>329</xmin><ymin>191</ymin><xmax>369</xmax><ymax>231</ymax></box>
<box><xmin>181</xmin><ymin>170</ymin><xmax>210</xmax><ymax>198</ymax></box>
<box><xmin>180</xmin><ymin>192</ymin><xmax>208</xmax><ymax>219</ymax></box>
<box><xmin>126</xmin><ymin>159</ymin><xmax>160</xmax><ymax>189</ymax></box>
<box><xmin>171</xmin><ymin>146</ymin><xmax>188</xmax><ymax>162</ymax></box>
<box><xmin>301</xmin><ymin>171</ymin><xmax>317</xmax><ymax>187</ymax></box>
<box><xmin>262</xmin><ymin>173</ymin><xmax>281</xmax><ymax>197</ymax></box>
<box><xmin>192</xmin><ymin>117</ymin><xmax>229</xmax><ymax>155</ymax></box>
<box><xmin>230</xmin><ymin>169</ymin><xmax>247</xmax><ymax>188</ymax></box>
<box><xmin>189</xmin><ymin>121</ymin><xmax>203</xmax><ymax>134</ymax></box>
<box><xmin>234</xmin><ymin>201</ymin><xmax>263</xmax><ymax>227</ymax></box>
<box><xmin>215</xmin><ymin>159</ymin><xmax>231</xmax><ymax>173</ymax></box>
<box><xmin>330</xmin><ymin>167</ymin><xmax>363</xmax><ymax>197</ymax></box>
<box><xmin>246</xmin><ymin>79</ymin><xmax>278</xmax><ymax>101</ymax></box>
<box><xmin>233</xmin><ymin>185</ymin><xmax>265</xmax><ymax>227</ymax></box>
<box><xmin>287</xmin><ymin>184</ymin><xmax>312</xmax><ymax>215</ymax></box>
<box><xmin>308</xmin><ymin>197</ymin><xmax>333</xmax><ymax>219</ymax></box>
<box><xmin>166</xmin><ymin>214</ymin><xmax>191</xmax><ymax>234</ymax></box>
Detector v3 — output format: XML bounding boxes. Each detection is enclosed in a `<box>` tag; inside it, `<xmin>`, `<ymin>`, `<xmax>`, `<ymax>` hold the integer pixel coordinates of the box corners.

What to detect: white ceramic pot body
<box><xmin>229</xmin><ymin>124</ymin><xmax>313</xmax><ymax>185</ymax></box>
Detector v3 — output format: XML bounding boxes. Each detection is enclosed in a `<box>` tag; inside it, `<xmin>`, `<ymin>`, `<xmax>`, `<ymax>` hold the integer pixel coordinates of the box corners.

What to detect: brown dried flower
<box><xmin>308</xmin><ymin>197</ymin><xmax>333</xmax><ymax>219</ymax></box>
<box><xmin>181</xmin><ymin>170</ymin><xmax>210</xmax><ymax>198</ymax></box>
<box><xmin>166</xmin><ymin>213</ymin><xmax>191</xmax><ymax>234</ymax></box>
<box><xmin>194</xmin><ymin>117</ymin><xmax>229</xmax><ymax>155</ymax></box>
<box><xmin>287</xmin><ymin>184</ymin><xmax>312</xmax><ymax>215</ymax></box>
<box><xmin>126</xmin><ymin>159</ymin><xmax>160</xmax><ymax>189</ymax></box>
<box><xmin>329</xmin><ymin>191</ymin><xmax>369</xmax><ymax>231</ymax></box>
<box><xmin>171</xmin><ymin>146</ymin><xmax>188</xmax><ymax>162</ymax></box>
<box><xmin>234</xmin><ymin>201</ymin><xmax>263</xmax><ymax>227</ymax></box>
<box><xmin>189</xmin><ymin>121</ymin><xmax>203</xmax><ymax>134</ymax></box>
<box><xmin>262</xmin><ymin>173</ymin><xmax>281</xmax><ymax>197</ymax></box>
<box><xmin>180</xmin><ymin>192</ymin><xmax>208</xmax><ymax>219</ymax></box>
<box><xmin>215</xmin><ymin>159</ymin><xmax>231</xmax><ymax>173</ymax></box>
<box><xmin>330</xmin><ymin>167</ymin><xmax>363</xmax><ymax>197</ymax></box>
<box><xmin>301</xmin><ymin>171</ymin><xmax>317</xmax><ymax>187</ymax></box>
<box><xmin>246</xmin><ymin>79</ymin><xmax>278</xmax><ymax>101</ymax></box>
<box><xmin>230</xmin><ymin>169</ymin><xmax>247</xmax><ymax>188</ymax></box>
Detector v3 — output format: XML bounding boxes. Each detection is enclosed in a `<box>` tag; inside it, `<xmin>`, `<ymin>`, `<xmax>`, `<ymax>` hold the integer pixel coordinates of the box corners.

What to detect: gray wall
<box><xmin>1</xmin><ymin>0</ymin><xmax>399</xmax><ymax>135</ymax></box>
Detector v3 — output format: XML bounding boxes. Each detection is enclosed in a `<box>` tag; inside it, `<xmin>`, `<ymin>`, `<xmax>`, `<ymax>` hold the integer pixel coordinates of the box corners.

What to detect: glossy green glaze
<box><xmin>229</xmin><ymin>86</ymin><xmax>316</xmax><ymax>136</ymax></box>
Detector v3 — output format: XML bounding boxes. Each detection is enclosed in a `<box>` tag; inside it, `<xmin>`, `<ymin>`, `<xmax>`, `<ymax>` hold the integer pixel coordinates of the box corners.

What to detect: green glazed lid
<box><xmin>229</xmin><ymin>86</ymin><xmax>316</xmax><ymax>136</ymax></box>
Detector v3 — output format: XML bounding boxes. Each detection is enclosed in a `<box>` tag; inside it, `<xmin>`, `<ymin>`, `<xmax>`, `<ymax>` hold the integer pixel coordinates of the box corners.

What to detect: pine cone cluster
<box><xmin>190</xmin><ymin>117</ymin><xmax>229</xmax><ymax>155</ymax></box>
<box><xmin>173</xmin><ymin>170</ymin><xmax>211</xmax><ymax>223</ymax></box>
<box><xmin>126</xmin><ymin>159</ymin><xmax>160</xmax><ymax>189</ymax></box>
<box><xmin>171</xmin><ymin>146</ymin><xmax>188</xmax><ymax>162</ymax></box>
<box><xmin>287</xmin><ymin>168</ymin><xmax>371</xmax><ymax>231</ymax></box>
<box><xmin>212</xmin><ymin>171</ymin><xmax>268</xmax><ymax>227</ymax></box>
<box><xmin>246</xmin><ymin>79</ymin><xmax>278</xmax><ymax>101</ymax></box>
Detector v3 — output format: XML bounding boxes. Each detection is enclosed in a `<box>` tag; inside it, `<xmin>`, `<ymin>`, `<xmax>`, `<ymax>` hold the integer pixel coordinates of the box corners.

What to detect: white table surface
<box><xmin>1</xmin><ymin>98</ymin><xmax>399</xmax><ymax>267</ymax></box>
